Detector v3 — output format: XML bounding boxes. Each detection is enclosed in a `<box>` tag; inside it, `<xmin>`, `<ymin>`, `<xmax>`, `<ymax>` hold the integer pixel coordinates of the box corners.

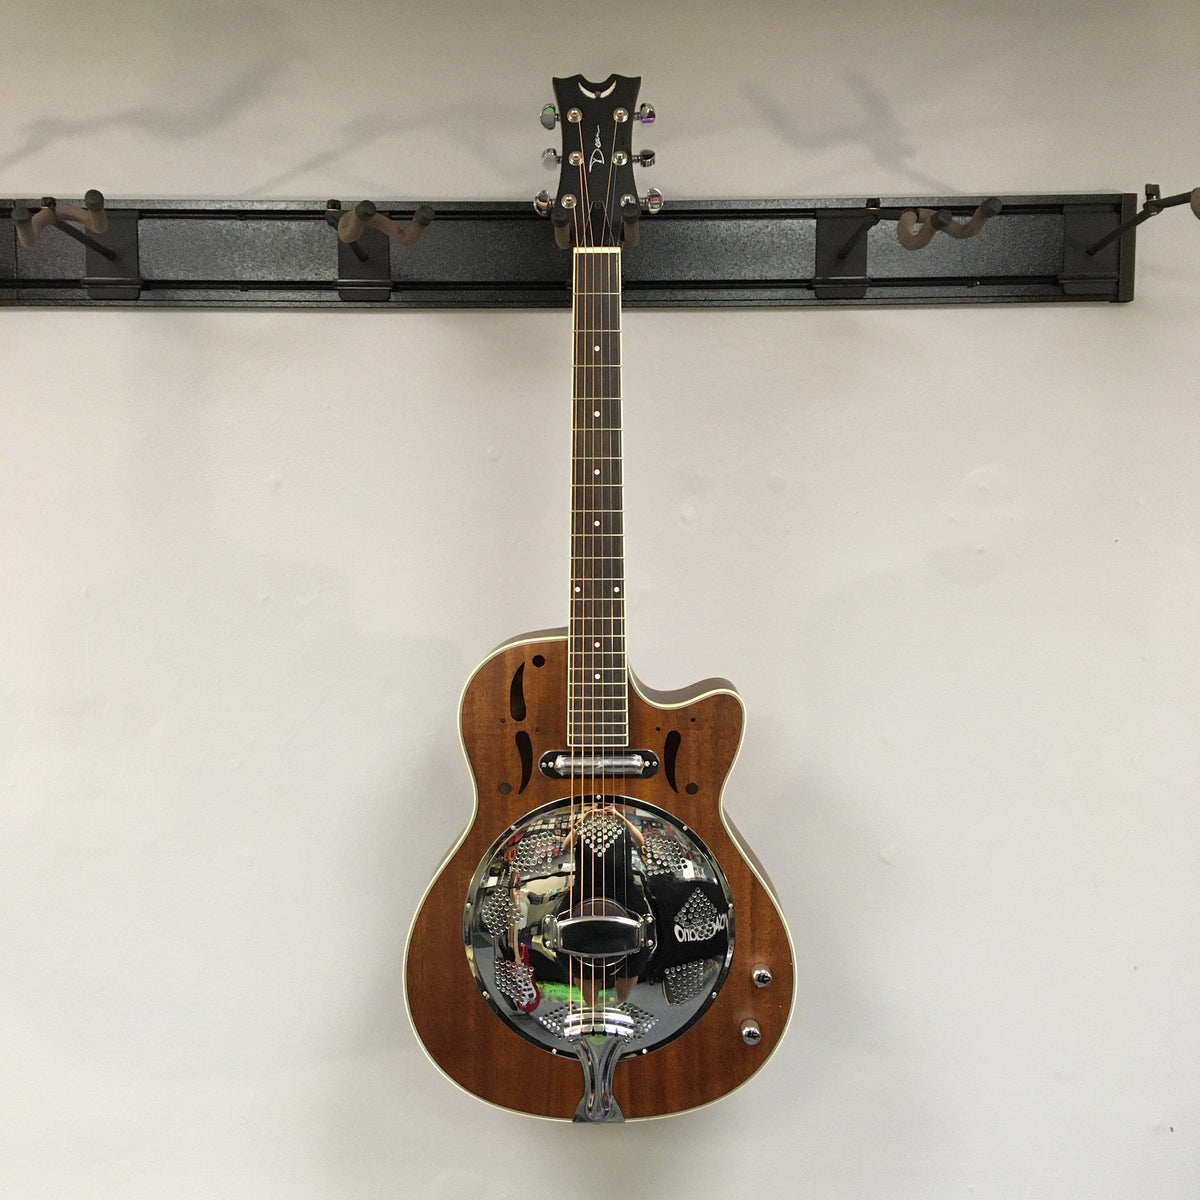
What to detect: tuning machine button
<box><xmin>633</xmin><ymin>150</ymin><xmax>656</xmax><ymax>167</ymax></box>
<box><xmin>542</xmin><ymin>148</ymin><xmax>561</xmax><ymax>170</ymax></box>
<box><xmin>634</xmin><ymin>102</ymin><xmax>656</xmax><ymax>125</ymax></box>
<box><xmin>643</xmin><ymin>188</ymin><xmax>664</xmax><ymax>214</ymax></box>
<box><xmin>540</xmin><ymin>104</ymin><xmax>559</xmax><ymax>130</ymax></box>
<box><xmin>533</xmin><ymin>190</ymin><xmax>552</xmax><ymax>216</ymax></box>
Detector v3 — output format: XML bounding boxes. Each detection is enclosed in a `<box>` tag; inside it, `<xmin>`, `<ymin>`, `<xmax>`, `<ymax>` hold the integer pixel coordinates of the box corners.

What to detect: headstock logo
<box><xmin>588</xmin><ymin>125</ymin><xmax>605</xmax><ymax>172</ymax></box>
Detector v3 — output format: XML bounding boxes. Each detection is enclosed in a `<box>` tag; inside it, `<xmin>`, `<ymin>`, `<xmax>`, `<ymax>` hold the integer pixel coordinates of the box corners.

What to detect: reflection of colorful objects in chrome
<box><xmin>463</xmin><ymin>794</ymin><xmax>736</xmax><ymax>1115</ymax></box>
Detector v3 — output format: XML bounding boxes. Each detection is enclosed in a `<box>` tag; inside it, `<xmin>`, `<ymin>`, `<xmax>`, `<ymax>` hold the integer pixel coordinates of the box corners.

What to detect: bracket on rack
<box><xmin>813</xmin><ymin>202</ymin><xmax>879</xmax><ymax>300</ymax></box>
<box><xmin>10</xmin><ymin>191</ymin><xmax>141</xmax><ymax>299</ymax></box>
<box><xmin>815</xmin><ymin>197</ymin><xmax>1004</xmax><ymax>299</ymax></box>
<box><xmin>1061</xmin><ymin>183</ymin><xmax>1198</xmax><ymax>296</ymax></box>
<box><xmin>324</xmin><ymin>200</ymin><xmax>435</xmax><ymax>301</ymax></box>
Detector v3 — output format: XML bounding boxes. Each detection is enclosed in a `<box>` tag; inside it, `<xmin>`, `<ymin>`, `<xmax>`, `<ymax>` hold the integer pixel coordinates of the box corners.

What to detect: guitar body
<box><xmin>405</xmin><ymin>631</ymin><xmax>794</xmax><ymax>1120</ymax></box>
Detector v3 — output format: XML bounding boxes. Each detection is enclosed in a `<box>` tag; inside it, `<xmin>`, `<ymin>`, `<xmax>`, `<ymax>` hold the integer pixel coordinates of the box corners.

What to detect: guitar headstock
<box><xmin>539</xmin><ymin>74</ymin><xmax>656</xmax><ymax>248</ymax></box>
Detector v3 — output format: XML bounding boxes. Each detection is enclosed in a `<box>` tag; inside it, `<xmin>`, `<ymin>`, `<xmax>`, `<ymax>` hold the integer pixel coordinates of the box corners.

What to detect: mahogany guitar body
<box><xmin>405</xmin><ymin>631</ymin><xmax>794</xmax><ymax>1120</ymax></box>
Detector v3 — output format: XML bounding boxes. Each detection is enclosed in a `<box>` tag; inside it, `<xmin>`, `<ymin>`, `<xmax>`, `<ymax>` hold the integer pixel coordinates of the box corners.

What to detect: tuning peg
<box><xmin>533</xmin><ymin>190</ymin><xmax>552</xmax><ymax>216</ymax></box>
<box><xmin>632</xmin><ymin>150</ymin><xmax>656</xmax><ymax>167</ymax></box>
<box><xmin>643</xmin><ymin>188</ymin><xmax>664</xmax><ymax>214</ymax></box>
<box><xmin>634</xmin><ymin>103</ymin><xmax>656</xmax><ymax>124</ymax></box>
<box><xmin>540</xmin><ymin>104</ymin><xmax>559</xmax><ymax>130</ymax></box>
<box><xmin>542</xmin><ymin>148</ymin><xmax>561</xmax><ymax>170</ymax></box>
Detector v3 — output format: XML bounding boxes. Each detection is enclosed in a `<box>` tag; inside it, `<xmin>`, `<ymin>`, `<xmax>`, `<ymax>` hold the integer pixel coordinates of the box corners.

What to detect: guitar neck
<box><xmin>568</xmin><ymin>246</ymin><xmax>627</xmax><ymax>748</ymax></box>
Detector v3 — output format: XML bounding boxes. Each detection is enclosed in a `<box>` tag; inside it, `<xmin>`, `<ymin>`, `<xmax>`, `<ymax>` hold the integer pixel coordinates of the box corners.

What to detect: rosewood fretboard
<box><xmin>568</xmin><ymin>247</ymin><xmax>627</xmax><ymax>748</ymax></box>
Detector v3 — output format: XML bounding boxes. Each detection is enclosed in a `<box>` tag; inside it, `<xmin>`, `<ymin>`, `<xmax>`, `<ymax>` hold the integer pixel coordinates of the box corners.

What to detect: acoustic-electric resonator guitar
<box><xmin>405</xmin><ymin>74</ymin><xmax>794</xmax><ymax>1122</ymax></box>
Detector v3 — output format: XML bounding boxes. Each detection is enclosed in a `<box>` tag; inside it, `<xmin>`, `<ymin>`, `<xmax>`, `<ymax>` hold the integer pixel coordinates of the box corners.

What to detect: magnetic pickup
<box><xmin>539</xmin><ymin>751</ymin><xmax>659</xmax><ymax>779</ymax></box>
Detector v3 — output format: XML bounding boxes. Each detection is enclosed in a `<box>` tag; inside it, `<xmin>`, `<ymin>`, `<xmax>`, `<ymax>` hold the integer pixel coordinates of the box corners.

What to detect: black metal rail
<box><xmin>0</xmin><ymin>194</ymin><xmax>1137</xmax><ymax>308</ymax></box>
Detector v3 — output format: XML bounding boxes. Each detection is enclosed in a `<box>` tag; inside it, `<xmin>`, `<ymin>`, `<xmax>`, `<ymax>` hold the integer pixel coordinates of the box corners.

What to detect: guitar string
<box><xmin>582</xmin><ymin>240</ymin><xmax>590</xmax><ymax>1018</ymax></box>
<box><xmin>613</xmin><ymin>243</ymin><xmax>624</xmax><ymax>1017</ymax></box>
<box><xmin>600</xmin><ymin>130</ymin><xmax>620</xmax><ymax>1023</ymax></box>
<box><xmin>569</xmin><ymin>241</ymin><xmax>579</xmax><ymax>1022</ymax></box>
<box><xmin>580</xmin><ymin>137</ymin><xmax>595</xmax><ymax>1019</ymax></box>
<box><xmin>596</xmin><ymin>248</ymin><xmax>606</xmax><ymax>1019</ymax></box>
<box><xmin>601</xmin><ymin>115</ymin><xmax>622</xmax><ymax>255</ymax></box>
<box><xmin>574</xmin><ymin>241</ymin><xmax>583</xmax><ymax>1020</ymax></box>
<box><xmin>587</xmin><ymin>135</ymin><xmax>604</xmax><ymax>1020</ymax></box>
<box><xmin>599</xmin><ymin>163</ymin><xmax>609</xmax><ymax>1022</ymax></box>
<box><xmin>605</xmin><ymin>131</ymin><xmax>622</xmax><ymax>1024</ymax></box>
<box><xmin>569</xmin><ymin>243</ymin><xmax>577</xmax><ymax>1023</ymax></box>
<box><xmin>576</xmin><ymin>204</ymin><xmax>590</xmax><ymax>1012</ymax></box>
<box><xmin>606</xmin><ymin>132</ymin><xmax>622</xmax><ymax>1020</ymax></box>
<box><xmin>567</xmin><ymin>109</ymin><xmax>630</xmax><ymax>1025</ymax></box>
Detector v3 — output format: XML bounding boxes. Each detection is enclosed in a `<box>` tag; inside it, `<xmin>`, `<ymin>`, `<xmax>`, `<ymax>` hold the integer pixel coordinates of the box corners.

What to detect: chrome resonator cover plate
<box><xmin>464</xmin><ymin>797</ymin><xmax>735</xmax><ymax>1074</ymax></box>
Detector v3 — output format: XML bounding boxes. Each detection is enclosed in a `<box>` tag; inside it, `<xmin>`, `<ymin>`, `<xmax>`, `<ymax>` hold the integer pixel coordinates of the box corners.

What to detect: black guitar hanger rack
<box><xmin>1</xmin><ymin>186</ymin><xmax>1194</xmax><ymax>309</ymax></box>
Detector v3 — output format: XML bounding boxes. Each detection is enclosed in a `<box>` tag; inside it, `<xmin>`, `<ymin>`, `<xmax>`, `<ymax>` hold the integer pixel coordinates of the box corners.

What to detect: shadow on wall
<box><xmin>0</xmin><ymin>3</ymin><xmax>299</xmax><ymax>174</ymax></box>
<box><xmin>747</xmin><ymin>73</ymin><xmax>957</xmax><ymax>195</ymax></box>
<box><xmin>0</xmin><ymin>1</ymin><xmax>528</xmax><ymax>196</ymax></box>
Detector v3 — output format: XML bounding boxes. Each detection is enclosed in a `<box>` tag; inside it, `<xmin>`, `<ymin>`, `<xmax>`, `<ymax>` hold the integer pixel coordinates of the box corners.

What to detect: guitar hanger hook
<box><xmin>12</xmin><ymin>190</ymin><xmax>116</xmax><ymax>260</ymax></box>
<box><xmin>327</xmin><ymin>199</ymin><xmax>434</xmax><ymax>251</ymax></box>
<box><xmin>897</xmin><ymin>197</ymin><xmax>1002</xmax><ymax>250</ymax></box>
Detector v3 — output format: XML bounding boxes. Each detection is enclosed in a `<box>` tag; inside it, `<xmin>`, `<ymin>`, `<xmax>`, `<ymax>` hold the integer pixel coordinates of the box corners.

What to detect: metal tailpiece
<box><xmin>574</xmin><ymin>1033</ymin><xmax>627</xmax><ymax>1123</ymax></box>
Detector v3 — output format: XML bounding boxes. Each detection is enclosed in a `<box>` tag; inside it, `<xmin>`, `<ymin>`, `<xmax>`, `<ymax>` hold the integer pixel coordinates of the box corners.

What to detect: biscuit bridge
<box><xmin>538</xmin><ymin>750</ymin><xmax>659</xmax><ymax>779</ymax></box>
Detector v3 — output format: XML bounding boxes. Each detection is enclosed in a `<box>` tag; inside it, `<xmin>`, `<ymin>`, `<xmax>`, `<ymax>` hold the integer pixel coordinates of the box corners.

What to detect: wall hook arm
<box><xmin>1086</xmin><ymin>184</ymin><xmax>1200</xmax><ymax>256</ymax></box>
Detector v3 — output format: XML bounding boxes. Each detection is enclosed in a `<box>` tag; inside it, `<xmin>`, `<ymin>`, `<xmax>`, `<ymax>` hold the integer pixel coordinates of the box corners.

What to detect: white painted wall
<box><xmin>2</xmin><ymin>3</ymin><xmax>1197</xmax><ymax>1197</ymax></box>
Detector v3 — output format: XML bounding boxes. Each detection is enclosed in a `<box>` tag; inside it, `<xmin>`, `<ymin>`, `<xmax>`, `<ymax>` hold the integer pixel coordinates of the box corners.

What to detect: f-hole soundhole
<box><xmin>509</xmin><ymin>663</ymin><xmax>527</xmax><ymax>722</ymax></box>
<box><xmin>663</xmin><ymin>730</ymin><xmax>681</xmax><ymax>792</ymax></box>
<box><xmin>515</xmin><ymin>731</ymin><xmax>533</xmax><ymax>793</ymax></box>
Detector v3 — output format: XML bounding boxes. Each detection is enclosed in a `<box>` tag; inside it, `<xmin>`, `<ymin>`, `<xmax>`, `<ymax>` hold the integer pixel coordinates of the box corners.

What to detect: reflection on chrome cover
<box><xmin>463</xmin><ymin>796</ymin><xmax>735</xmax><ymax>1121</ymax></box>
